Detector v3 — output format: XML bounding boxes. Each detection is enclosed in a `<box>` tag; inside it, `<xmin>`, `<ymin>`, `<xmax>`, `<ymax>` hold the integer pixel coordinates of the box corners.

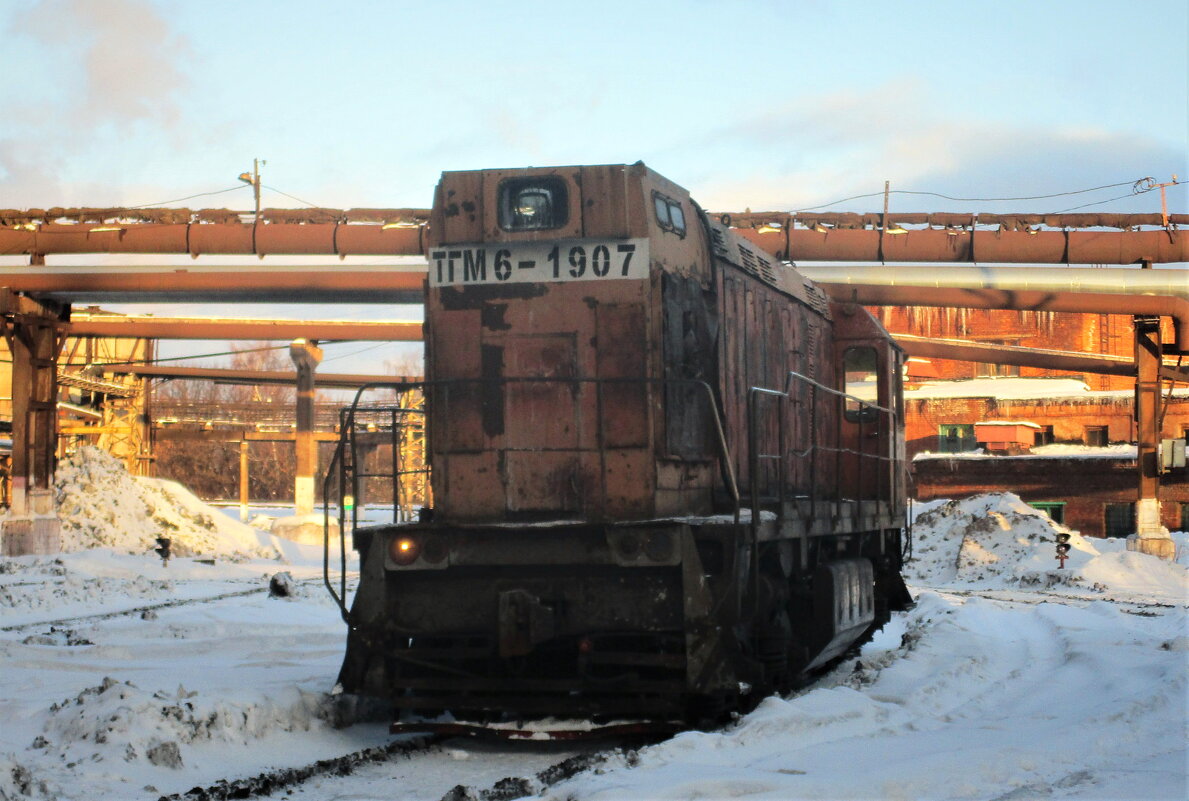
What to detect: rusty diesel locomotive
<box><xmin>331</xmin><ymin>163</ymin><xmax>913</xmax><ymax>724</ymax></box>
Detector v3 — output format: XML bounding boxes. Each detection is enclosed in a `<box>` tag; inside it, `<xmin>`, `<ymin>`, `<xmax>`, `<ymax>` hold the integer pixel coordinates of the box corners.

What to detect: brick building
<box><xmin>914</xmin><ymin>450</ymin><xmax>1189</xmax><ymax>538</ymax></box>
<box><xmin>901</xmin><ymin>379</ymin><xmax>1189</xmax><ymax>460</ymax></box>
<box><xmin>882</xmin><ymin>308</ymin><xmax>1188</xmax><ymax>537</ymax></box>
<box><xmin>877</xmin><ymin>307</ymin><xmax>1177</xmax><ymax>391</ymax></box>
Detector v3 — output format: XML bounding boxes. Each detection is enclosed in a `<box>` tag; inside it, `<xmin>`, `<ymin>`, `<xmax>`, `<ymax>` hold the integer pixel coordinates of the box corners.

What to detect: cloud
<box><xmin>681</xmin><ymin>84</ymin><xmax>1185</xmax><ymax>215</ymax></box>
<box><xmin>0</xmin><ymin>0</ymin><xmax>195</xmax><ymax>206</ymax></box>
<box><xmin>16</xmin><ymin>0</ymin><xmax>191</xmax><ymax>131</ymax></box>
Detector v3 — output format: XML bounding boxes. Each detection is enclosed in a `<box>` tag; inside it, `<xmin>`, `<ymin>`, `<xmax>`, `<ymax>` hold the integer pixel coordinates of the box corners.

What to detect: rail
<box><xmin>746</xmin><ymin>371</ymin><xmax>902</xmax><ymax>545</ymax></box>
<box><xmin>322</xmin><ymin>376</ymin><xmax>739</xmax><ymax>623</ymax></box>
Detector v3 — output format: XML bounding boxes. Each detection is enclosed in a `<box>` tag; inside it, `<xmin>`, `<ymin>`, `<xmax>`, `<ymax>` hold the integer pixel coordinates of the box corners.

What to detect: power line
<box><xmin>891</xmin><ymin>180</ymin><xmax>1141</xmax><ymax>203</ymax></box>
<box><xmin>1049</xmin><ymin>186</ymin><xmax>1164</xmax><ymax>214</ymax></box>
<box><xmin>321</xmin><ymin>341</ymin><xmax>392</xmax><ymax>363</ymax></box>
<box><xmin>261</xmin><ymin>184</ymin><xmax>320</xmax><ymax>208</ymax></box>
<box><xmin>790</xmin><ymin>178</ymin><xmax>1154</xmax><ymax>214</ymax></box>
<box><xmin>127</xmin><ymin>185</ymin><xmax>249</xmax><ymax>209</ymax></box>
<box><xmin>89</xmin><ymin>343</ymin><xmax>298</xmax><ymax>368</ymax></box>
<box><xmin>5</xmin><ymin>340</ymin><xmax>374</xmax><ymax>367</ymax></box>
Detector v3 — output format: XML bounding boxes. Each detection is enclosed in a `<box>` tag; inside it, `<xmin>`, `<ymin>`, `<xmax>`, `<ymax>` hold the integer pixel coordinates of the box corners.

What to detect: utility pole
<box><xmin>238</xmin><ymin>158</ymin><xmax>265</xmax><ymax>224</ymax></box>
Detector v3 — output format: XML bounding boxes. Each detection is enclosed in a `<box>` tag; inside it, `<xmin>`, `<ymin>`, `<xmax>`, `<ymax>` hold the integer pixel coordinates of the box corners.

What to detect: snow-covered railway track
<box><xmin>937</xmin><ymin>586</ymin><xmax>1185</xmax><ymax>610</ymax></box>
<box><xmin>0</xmin><ymin>587</ymin><xmax>267</xmax><ymax>633</ymax></box>
<box><xmin>154</xmin><ymin>734</ymin><xmax>443</xmax><ymax>801</ymax></box>
<box><xmin>154</xmin><ymin>734</ymin><xmax>617</xmax><ymax>801</ymax></box>
<box><xmin>0</xmin><ymin>576</ymin><xmax>337</xmax><ymax>633</ymax></box>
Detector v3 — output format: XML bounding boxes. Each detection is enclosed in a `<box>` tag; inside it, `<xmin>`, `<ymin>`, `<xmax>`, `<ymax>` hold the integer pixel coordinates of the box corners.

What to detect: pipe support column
<box><xmin>1</xmin><ymin>296</ymin><xmax>66</xmax><ymax>555</ymax></box>
<box><xmin>289</xmin><ymin>339</ymin><xmax>323</xmax><ymax>517</ymax></box>
<box><xmin>1128</xmin><ymin>317</ymin><xmax>1174</xmax><ymax>559</ymax></box>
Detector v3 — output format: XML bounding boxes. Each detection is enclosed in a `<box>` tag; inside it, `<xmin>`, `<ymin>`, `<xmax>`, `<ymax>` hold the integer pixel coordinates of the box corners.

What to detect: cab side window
<box><xmin>843</xmin><ymin>346</ymin><xmax>879</xmax><ymax>423</ymax></box>
<box><xmin>653</xmin><ymin>191</ymin><xmax>686</xmax><ymax>237</ymax></box>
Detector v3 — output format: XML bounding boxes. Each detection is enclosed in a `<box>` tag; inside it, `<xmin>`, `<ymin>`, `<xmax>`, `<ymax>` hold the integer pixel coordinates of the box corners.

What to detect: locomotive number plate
<box><xmin>428</xmin><ymin>238</ymin><xmax>649</xmax><ymax>287</ymax></box>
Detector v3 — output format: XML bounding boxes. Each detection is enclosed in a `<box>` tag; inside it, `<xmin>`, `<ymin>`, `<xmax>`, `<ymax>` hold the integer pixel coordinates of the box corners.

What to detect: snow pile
<box><xmin>32</xmin><ymin>677</ymin><xmax>332</xmax><ymax>769</ymax></box>
<box><xmin>906</xmin><ymin>492</ymin><xmax>1187</xmax><ymax>602</ymax></box>
<box><xmin>53</xmin><ymin>447</ymin><xmax>277</xmax><ymax>559</ymax></box>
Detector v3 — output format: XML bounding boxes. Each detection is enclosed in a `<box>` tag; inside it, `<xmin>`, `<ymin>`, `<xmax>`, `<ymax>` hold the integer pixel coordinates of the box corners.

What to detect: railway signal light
<box><xmin>155</xmin><ymin>537</ymin><xmax>171</xmax><ymax>567</ymax></box>
<box><xmin>1055</xmin><ymin>532</ymin><xmax>1071</xmax><ymax>568</ymax></box>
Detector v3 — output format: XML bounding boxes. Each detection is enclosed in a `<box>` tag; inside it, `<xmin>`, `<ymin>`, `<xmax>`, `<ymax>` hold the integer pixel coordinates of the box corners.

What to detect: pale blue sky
<box><xmin>2</xmin><ymin>0</ymin><xmax>1185</xmax><ymax>214</ymax></box>
<box><xmin>1</xmin><ymin>0</ymin><xmax>1186</xmax><ymax>372</ymax></box>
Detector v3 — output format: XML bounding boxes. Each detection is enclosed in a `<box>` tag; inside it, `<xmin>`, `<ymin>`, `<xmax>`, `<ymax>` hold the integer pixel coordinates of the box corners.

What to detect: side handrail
<box><xmin>746</xmin><ymin>371</ymin><xmax>898</xmax><ymax>521</ymax></box>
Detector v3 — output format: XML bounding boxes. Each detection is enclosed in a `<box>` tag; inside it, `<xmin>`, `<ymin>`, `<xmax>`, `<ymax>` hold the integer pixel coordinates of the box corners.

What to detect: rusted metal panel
<box><xmin>504</xmin><ymin>451</ymin><xmax>580</xmax><ymax>513</ymax></box>
<box><xmin>430</xmin><ymin>305</ymin><xmax>483</xmax><ymax>452</ymax></box>
<box><xmin>431</xmin><ymin>171</ymin><xmax>485</xmax><ymax>245</ymax></box>
<box><xmin>579</xmin><ymin>165</ymin><xmax>629</xmax><ymax>239</ymax></box>
<box><xmin>597</xmin><ymin>303</ymin><xmax>649</xmax><ymax>449</ymax></box>
<box><xmin>504</xmin><ymin>334</ymin><xmax>579</xmax><ymax>450</ymax></box>
<box><xmin>655</xmin><ymin>460</ymin><xmax>713</xmax><ymax>517</ymax></box>
<box><xmin>600</xmin><ymin>448</ymin><xmax>654</xmax><ymax>518</ymax></box>
<box><xmin>437</xmin><ymin>451</ymin><xmax>503</xmax><ymax>520</ymax></box>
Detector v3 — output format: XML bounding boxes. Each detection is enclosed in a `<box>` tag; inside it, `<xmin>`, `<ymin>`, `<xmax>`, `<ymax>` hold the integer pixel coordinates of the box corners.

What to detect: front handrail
<box><xmin>322</xmin><ymin>380</ymin><xmax>415</xmax><ymax>624</ymax></box>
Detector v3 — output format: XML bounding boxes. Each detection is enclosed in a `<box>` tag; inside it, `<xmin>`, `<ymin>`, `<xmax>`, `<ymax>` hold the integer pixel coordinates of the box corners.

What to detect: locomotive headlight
<box><xmin>498</xmin><ymin>177</ymin><xmax>568</xmax><ymax>231</ymax></box>
<box><xmin>389</xmin><ymin>536</ymin><xmax>421</xmax><ymax>566</ymax></box>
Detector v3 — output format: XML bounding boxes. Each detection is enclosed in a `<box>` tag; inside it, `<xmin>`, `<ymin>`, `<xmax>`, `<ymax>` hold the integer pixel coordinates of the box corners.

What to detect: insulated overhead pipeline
<box><xmin>0</xmin><ymin>220</ymin><xmax>425</xmax><ymax>257</ymax></box>
<box><xmin>0</xmin><ymin>210</ymin><xmax>1184</xmax><ymax>262</ymax></box>
<box><xmin>799</xmin><ymin>265</ymin><xmax>1189</xmax><ymax>353</ymax></box>
<box><xmin>722</xmin><ymin>212</ymin><xmax>1188</xmax><ymax>264</ymax></box>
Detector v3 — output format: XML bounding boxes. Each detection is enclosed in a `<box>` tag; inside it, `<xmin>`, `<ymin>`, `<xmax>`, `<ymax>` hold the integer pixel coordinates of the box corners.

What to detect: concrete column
<box><xmin>289</xmin><ymin>339</ymin><xmax>323</xmax><ymax>516</ymax></box>
<box><xmin>2</xmin><ymin>293</ymin><xmax>65</xmax><ymax>556</ymax></box>
<box><xmin>270</xmin><ymin>340</ymin><xmax>337</xmax><ymax>544</ymax></box>
<box><xmin>1128</xmin><ymin>316</ymin><xmax>1174</xmax><ymax>559</ymax></box>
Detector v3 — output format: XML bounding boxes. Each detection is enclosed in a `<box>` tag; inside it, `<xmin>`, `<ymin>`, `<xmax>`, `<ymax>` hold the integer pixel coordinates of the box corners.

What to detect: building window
<box><xmin>1036</xmin><ymin>425</ymin><xmax>1055</xmax><ymax>446</ymax></box>
<box><xmin>1104</xmin><ymin>502</ymin><xmax>1135</xmax><ymax>538</ymax></box>
<box><xmin>1084</xmin><ymin>425</ymin><xmax>1108</xmax><ymax>447</ymax></box>
<box><xmin>1030</xmin><ymin>502</ymin><xmax>1066</xmax><ymax>525</ymax></box>
<box><xmin>938</xmin><ymin>424</ymin><xmax>977</xmax><ymax>453</ymax></box>
<box><xmin>1181</xmin><ymin>503</ymin><xmax>1189</xmax><ymax>533</ymax></box>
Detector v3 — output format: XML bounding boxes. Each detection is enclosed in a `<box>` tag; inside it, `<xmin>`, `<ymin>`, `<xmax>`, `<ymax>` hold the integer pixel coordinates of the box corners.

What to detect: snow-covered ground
<box><xmin>539</xmin><ymin>495</ymin><xmax>1188</xmax><ymax>801</ymax></box>
<box><xmin>1</xmin><ymin>451</ymin><xmax>1185</xmax><ymax>800</ymax></box>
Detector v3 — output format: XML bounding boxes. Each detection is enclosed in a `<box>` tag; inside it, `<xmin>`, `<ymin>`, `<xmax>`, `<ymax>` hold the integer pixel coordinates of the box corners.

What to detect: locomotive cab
<box><xmin>333</xmin><ymin>163</ymin><xmax>911</xmax><ymax>725</ymax></box>
<box><xmin>424</xmin><ymin>163</ymin><xmax>718</xmax><ymax>523</ymax></box>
